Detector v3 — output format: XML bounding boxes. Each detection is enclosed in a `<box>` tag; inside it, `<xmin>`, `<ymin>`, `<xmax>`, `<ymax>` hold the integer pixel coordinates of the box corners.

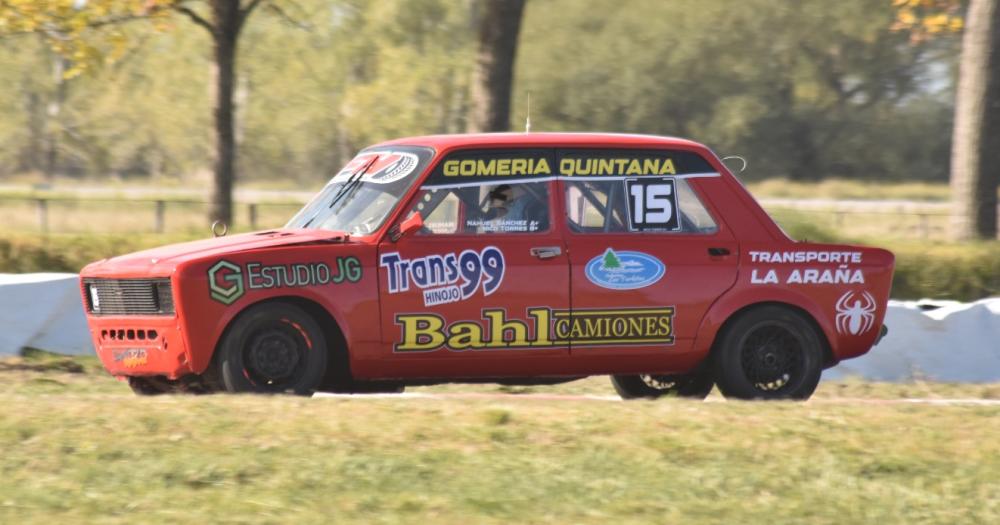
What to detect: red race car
<box><xmin>80</xmin><ymin>133</ymin><xmax>893</xmax><ymax>400</ymax></box>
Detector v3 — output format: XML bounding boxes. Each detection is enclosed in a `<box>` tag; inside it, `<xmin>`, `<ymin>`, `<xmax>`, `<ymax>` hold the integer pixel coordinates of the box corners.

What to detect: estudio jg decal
<box><xmin>208</xmin><ymin>258</ymin><xmax>362</xmax><ymax>305</ymax></box>
<box><xmin>208</xmin><ymin>260</ymin><xmax>244</xmax><ymax>305</ymax></box>
<box><xmin>835</xmin><ymin>290</ymin><xmax>877</xmax><ymax>335</ymax></box>
<box><xmin>585</xmin><ymin>248</ymin><xmax>665</xmax><ymax>290</ymax></box>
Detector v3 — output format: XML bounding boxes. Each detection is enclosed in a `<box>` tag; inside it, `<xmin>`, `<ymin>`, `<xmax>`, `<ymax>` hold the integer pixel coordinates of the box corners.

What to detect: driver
<box><xmin>481</xmin><ymin>184</ymin><xmax>541</xmax><ymax>233</ymax></box>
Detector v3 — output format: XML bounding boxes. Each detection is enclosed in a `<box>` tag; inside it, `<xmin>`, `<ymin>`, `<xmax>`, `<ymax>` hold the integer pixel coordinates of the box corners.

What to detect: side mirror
<box><xmin>390</xmin><ymin>212</ymin><xmax>423</xmax><ymax>242</ymax></box>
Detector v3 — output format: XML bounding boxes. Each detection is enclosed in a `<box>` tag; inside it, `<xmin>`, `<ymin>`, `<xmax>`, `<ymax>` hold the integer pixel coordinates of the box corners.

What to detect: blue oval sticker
<box><xmin>584</xmin><ymin>249</ymin><xmax>665</xmax><ymax>290</ymax></box>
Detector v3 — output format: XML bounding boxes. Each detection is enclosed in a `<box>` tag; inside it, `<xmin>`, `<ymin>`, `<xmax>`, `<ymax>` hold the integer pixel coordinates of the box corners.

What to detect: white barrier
<box><xmin>0</xmin><ymin>273</ymin><xmax>92</xmax><ymax>356</ymax></box>
<box><xmin>825</xmin><ymin>299</ymin><xmax>1000</xmax><ymax>382</ymax></box>
<box><xmin>1</xmin><ymin>274</ymin><xmax>998</xmax><ymax>382</ymax></box>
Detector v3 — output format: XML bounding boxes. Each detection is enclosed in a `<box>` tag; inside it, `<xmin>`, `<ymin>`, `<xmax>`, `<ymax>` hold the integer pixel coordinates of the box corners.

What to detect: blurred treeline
<box><xmin>0</xmin><ymin>0</ymin><xmax>959</xmax><ymax>184</ymax></box>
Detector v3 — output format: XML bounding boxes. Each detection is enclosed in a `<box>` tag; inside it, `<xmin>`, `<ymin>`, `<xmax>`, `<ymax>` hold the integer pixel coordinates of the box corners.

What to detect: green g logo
<box><xmin>208</xmin><ymin>260</ymin><xmax>244</xmax><ymax>305</ymax></box>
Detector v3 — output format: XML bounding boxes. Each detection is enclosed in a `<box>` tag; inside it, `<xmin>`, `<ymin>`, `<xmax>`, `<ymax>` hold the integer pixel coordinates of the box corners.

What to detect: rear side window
<box><xmin>565</xmin><ymin>179</ymin><xmax>717</xmax><ymax>234</ymax></box>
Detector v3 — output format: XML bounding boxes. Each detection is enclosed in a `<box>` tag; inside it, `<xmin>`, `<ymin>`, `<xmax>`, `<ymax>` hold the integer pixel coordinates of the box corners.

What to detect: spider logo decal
<box><xmin>835</xmin><ymin>290</ymin><xmax>877</xmax><ymax>335</ymax></box>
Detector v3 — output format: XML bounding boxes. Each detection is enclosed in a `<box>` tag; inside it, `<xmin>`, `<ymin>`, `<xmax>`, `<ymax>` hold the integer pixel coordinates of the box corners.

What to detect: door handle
<box><xmin>708</xmin><ymin>247</ymin><xmax>731</xmax><ymax>257</ymax></box>
<box><xmin>530</xmin><ymin>246</ymin><xmax>562</xmax><ymax>259</ymax></box>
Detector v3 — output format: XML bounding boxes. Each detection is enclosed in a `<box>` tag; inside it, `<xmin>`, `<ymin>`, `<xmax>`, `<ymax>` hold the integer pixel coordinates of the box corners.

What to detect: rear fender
<box><xmin>692</xmin><ymin>285</ymin><xmax>837</xmax><ymax>364</ymax></box>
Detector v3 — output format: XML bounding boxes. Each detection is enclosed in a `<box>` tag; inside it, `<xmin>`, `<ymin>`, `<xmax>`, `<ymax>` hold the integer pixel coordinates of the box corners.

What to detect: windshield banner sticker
<box><xmin>332</xmin><ymin>150</ymin><xmax>420</xmax><ymax>185</ymax></box>
<box><xmin>395</xmin><ymin>306</ymin><xmax>675</xmax><ymax>352</ymax></box>
<box><xmin>208</xmin><ymin>258</ymin><xmax>362</xmax><ymax>305</ymax></box>
<box><xmin>380</xmin><ymin>246</ymin><xmax>505</xmax><ymax>307</ymax></box>
<box><xmin>585</xmin><ymin>248</ymin><xmax>665</xmax><ymax>290</ymax></box>
<box><xmin>424</xmin><ymin>149</ymin><xmax>718</xmax><ymax>187</ymax></box>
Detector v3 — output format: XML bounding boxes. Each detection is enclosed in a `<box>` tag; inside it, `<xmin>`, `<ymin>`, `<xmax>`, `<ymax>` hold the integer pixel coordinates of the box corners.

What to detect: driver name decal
<box><xmin>380</xmin><ymin>246</ymin><xmax>505</xmax><ymax>307</ymax></box>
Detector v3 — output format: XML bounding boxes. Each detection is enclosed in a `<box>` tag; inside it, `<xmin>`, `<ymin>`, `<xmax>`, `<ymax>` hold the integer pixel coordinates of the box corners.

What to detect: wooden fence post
<box><xmin>37</xmin><ymin>198</ymin><xmax>48</xmax><ymax>233</ymax></box>
<box><xmin>248</xmin><ymin>203</ymin><xmax>258</xmax><ymax>230</ymax></box>
<box><xmin>154</xmin><ymin>200</ymin><xmax>166</xmax><ymax>233</ymax></box>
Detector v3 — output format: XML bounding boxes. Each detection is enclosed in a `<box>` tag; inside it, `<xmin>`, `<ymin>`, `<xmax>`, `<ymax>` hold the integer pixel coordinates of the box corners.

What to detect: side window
<box><xmin>565</xmin><ymin>179</ymin><xmax>717</xmax><ymax>234</ymax></box>
<box><xmin>409</xmin><ymin>181</ymin><xmax>551</xmax><ymax>235</ymax></box>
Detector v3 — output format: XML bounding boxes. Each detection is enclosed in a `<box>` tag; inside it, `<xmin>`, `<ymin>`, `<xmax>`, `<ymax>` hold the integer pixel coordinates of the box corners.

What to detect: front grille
<box><xmin>82</xmin><ymin>278</ymin><xmax>174</xmax><ymax>316</ymax></box>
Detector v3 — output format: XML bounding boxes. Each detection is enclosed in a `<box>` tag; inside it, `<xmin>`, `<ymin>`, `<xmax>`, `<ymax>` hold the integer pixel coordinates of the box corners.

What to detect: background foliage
<box><xmin>0</xmin><ymin>0</ymin><xmax>960</xmax><ymax>184</ymax></box>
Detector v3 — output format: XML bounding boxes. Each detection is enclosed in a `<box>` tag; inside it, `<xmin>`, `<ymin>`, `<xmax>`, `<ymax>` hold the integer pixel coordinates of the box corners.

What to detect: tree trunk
<box><xmin>467</xmin><ymin>0</ymin><xmax>527</xmax><ymax>133</ymax></box>
<box><xmin>951</xmin><ymin>0</ymin><xmax>1000</xmax><ymax>240</ymax></box>
<box><xmin>210</xmin><ymin>0</ymin><xmax>241</xmax><ymax>226</ymax></box>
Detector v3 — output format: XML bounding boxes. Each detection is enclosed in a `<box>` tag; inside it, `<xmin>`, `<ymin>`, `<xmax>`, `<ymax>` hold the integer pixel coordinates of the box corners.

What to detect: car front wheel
<box><xmin>610</xmin><ymin>372</ymin><xmax>714</xmax><ymax>400</ymax></box>
<box><xmin>712</xmin><ymin>305</ymin><xmax>824</xmax><ymax>400</ymax></box>
<box><xmin>215</xmin><ymin>302</ymin><xmax>328</xmax><ymax>396</ymax></box>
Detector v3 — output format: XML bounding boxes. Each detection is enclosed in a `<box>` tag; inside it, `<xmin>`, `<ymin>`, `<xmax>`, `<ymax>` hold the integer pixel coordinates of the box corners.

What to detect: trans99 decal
<box><xmin>380</xmin><ymin>246</ymin><xmax>505</xmax><ymax>307</ymax></box>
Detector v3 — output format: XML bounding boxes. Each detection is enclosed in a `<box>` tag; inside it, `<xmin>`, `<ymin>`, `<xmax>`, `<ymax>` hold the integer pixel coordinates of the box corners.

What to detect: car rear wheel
<box><xmin>610</xmin><ymin>372</ymin><xmax>714</xmax><ymax>400</ymax></box>
<box><xmin>216</xmin><ymin>302</ymin><xmax>328</xmax><ymax>396</ymax></box>
<box><xmin>712</xmin><ymin>305</ymin><xmax>823</xmax><ymax>400</ymax></box>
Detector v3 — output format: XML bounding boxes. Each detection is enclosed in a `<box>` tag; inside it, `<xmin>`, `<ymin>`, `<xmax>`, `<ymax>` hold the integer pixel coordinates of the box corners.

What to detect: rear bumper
<box><xmin>87</xmin><ymin>316</ymin><xmax>193</xmax><ymax>379</ymax></box>
<box><xmin>874</xmin><ymin>324</ymin><xmax>889</xmax><ymax>346</ymax></box>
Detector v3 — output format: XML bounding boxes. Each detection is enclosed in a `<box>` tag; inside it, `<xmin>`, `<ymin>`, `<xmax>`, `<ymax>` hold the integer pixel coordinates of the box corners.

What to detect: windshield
<box><xmin>286</xmin><ymin>146</ymin><xmax>434</xmax><ymax>235</ymax></box>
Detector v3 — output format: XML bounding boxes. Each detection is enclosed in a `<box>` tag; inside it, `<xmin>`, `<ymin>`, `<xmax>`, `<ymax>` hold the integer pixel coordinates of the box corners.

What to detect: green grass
<box><xmin>1</xmin><ymin>355</ymin><xmax>998</xmax><ymax>524</ymax></box>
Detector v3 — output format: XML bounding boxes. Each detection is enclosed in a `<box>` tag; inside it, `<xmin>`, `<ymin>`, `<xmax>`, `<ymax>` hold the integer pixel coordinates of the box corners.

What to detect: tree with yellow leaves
<box><xmin>0</xmin><ymin>0</ymin><xmax>270</xmax><ymax>226</ymax></box>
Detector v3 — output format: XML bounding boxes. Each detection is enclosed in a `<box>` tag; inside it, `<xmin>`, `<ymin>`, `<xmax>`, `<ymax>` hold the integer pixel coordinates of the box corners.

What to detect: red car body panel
<box><xmin>80</xmin><ymin>133</ymin><xmax>894</xmax><ymax>382</ymax></box>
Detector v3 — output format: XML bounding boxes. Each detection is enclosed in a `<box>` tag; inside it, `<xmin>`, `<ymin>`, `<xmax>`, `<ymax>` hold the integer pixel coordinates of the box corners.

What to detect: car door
<box><xmin>559</xmin><ymin>148</ymin><xmax>739</xmax><ymax>372</ymax></box>
<box><xmin>377</xmin><ymin>148</ymin><xmax>571</xmax><ymax>379</ymax></box>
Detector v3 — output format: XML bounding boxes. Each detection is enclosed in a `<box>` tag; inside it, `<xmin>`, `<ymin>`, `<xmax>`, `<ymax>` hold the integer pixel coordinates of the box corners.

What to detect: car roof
<box><xmin>372</xmin><ymin>132</ymin><xmax>709</xmax><ymax>152</ymax></box>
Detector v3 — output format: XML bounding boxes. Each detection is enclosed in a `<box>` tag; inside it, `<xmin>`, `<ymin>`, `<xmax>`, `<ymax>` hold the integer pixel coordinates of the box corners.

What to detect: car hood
<box><xmin>81</xmin><ymin>229</ymin><xmax>349</xmax><ymax>277</ymax></box>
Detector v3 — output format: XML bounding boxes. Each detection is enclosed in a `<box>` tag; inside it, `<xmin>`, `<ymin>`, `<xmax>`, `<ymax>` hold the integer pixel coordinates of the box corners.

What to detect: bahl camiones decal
<box><xmin>395</xmin><ymin>306</ymin><xmax>675</xmax><ymax>352</ymax></box>
<box><xmin>208</xmin><ymin>258</ymin><xmax>362</xmax><ymax>305</ymax></box>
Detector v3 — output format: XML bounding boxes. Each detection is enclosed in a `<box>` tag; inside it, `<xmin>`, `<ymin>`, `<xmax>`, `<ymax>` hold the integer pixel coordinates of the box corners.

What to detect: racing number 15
<box><xmin>625</xmin><ymin>177</ymin><xmax>680</xmax><ymax>231</ymax></box>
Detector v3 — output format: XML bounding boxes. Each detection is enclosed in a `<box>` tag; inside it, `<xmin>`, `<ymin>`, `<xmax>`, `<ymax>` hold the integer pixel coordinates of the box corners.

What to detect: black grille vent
<box><xmin>83</xmin><ymin>278</ymin><xmax>174</xmax><ymax>316</ymax></box>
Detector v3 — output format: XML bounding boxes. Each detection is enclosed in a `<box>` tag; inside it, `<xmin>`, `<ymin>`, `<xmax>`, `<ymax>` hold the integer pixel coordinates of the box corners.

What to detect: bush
<box><xmin>0</xmin><ymin>234</ymin><xmax>201</xmax><ymax>273</ymax></box>
<box><xmin>889</xmin><ymin>243</ymin><xmax>1000</xmax><ymax>301</ymax></box>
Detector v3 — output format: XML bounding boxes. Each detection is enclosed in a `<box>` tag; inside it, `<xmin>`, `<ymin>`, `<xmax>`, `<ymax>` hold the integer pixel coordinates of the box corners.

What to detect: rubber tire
<box><xmin>216</xmin><ymin>302</ymin><xmax>328</xmax><ymax>396</ymax></box>
<box><xmin>128</xmin><ymin>376</ymin><xmax>167</xmax><ymax>396</ymax></box>
<box><xmin>610</xmin><ymin>372</ymin><xmax>714</xmax><ymax>400</ymax></box>
<box><xmin>712</xmin><ymin>305</ymin><xmax>823</xmax><ymax>400</ymax></box>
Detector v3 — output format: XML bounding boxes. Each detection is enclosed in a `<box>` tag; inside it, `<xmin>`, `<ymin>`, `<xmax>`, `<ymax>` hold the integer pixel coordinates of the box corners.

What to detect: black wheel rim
<box><xmin>639</xmin><ymin>375</ymin><xmax>682</xmax><ymax>392</ymax></box>
<box><xmin>738</xmin><ymin>321</ymin><xmax>805</xmax><ymax>395</ymax></box>
<box><xmin>241</xmin><ymin>318</ymin><xmax>312</xmax><ymax>392</ymax></box>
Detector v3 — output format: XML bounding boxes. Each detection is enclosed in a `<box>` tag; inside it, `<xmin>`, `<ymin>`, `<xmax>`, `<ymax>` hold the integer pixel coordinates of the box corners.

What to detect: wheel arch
<box><xmin>695</xmin><ymin>292</ymin><xmax>837</xmax><ymax>369</ymax></box>
<box><xmin>208</xmin><ymin>295</ymin><xmax>353</xmax><ymax>389</ymax></box>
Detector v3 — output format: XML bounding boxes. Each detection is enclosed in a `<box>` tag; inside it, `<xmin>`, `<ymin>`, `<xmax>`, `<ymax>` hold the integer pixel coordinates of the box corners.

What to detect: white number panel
<box><xmin>624</xmin><ymin>177</ymin><xmax>680</xmax><ymax>232</ymax></box>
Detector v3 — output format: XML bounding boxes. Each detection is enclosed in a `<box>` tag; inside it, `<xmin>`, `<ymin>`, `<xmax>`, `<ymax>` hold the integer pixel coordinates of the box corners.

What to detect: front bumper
<box><xmin>88</xmin><ymin>316</ymin><xmax>193</xmax><ymax>379</ymax></box>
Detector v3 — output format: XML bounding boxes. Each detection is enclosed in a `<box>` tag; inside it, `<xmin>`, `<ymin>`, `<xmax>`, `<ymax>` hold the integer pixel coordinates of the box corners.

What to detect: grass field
<box><xmin>2</xmin><ymin>354</ymin><xmax>999</xmax><ymax>524</ymax></box>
